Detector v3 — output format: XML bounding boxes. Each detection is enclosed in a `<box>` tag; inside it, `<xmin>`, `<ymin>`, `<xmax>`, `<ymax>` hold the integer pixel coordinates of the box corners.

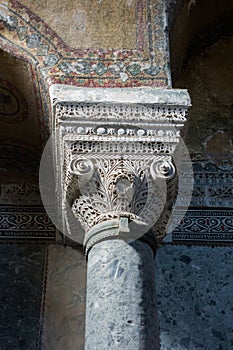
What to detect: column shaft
<box><xmin>85</xmin><ymin>239</ymin><xmax>159</xmax><ymax>350</ymax></box>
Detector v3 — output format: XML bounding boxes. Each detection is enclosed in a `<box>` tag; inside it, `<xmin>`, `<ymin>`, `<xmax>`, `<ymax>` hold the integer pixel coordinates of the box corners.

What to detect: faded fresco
<box><xmin>20</xmin><ymin>0</ymin><xmax>140</xmax><ymax>51</ymax></box>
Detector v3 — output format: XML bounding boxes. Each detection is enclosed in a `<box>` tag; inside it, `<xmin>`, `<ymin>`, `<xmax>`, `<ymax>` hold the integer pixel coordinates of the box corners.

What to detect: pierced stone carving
<box><xmin>70</xmin><ymin>155</ymin><xmax>168</xmax><ymax>231</ymax></box>
<box><xmin>55</xmin><ymin>102</ymin><xmax>188</xmax><ymax>122</ymax></box>
<box><xmin>50</xmin><ymin>86</ymin><xmax>191</xmax><ymax>252</ymax></box>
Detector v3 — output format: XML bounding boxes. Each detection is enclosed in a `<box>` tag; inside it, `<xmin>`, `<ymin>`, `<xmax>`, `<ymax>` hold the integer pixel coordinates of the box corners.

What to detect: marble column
<box><xmin>50</xmin><ymin>85</ymin><xmax>191</xmax><ymax>350</ymax></box>
<box><xmin>85</xmin><ymin>238</ymin><xmax>159</xmax><ymax>350</ymax></box>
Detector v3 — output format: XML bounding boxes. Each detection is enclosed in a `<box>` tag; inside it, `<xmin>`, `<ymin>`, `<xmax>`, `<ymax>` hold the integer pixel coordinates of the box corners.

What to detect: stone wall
<box><xmin>156</xmin><ymin>245</ymin><xmax>233</xmax><ymax>350</ymax></box>
<box><xmin>0</xmin><ymin>244</ymin><xmax>46</xmax><ymax>350</ymax></box>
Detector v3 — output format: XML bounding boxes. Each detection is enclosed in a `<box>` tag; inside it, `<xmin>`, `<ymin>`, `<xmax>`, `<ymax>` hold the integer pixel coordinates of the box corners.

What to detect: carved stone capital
<box><xmin>50</xmin><ymin>86</ymin><xmax>191</xmax><ymax>253</ymax></box>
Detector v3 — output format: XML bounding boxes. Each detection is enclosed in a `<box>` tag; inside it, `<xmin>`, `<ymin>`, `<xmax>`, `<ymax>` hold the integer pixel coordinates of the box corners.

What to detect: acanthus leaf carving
<box><xmin>51</xmin><ymin>86</ymin><xmax>191</xmax><ymax>251</ymax></box>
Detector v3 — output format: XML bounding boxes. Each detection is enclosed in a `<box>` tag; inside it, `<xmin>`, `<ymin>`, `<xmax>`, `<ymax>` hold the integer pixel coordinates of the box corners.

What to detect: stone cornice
<box><xmin>50</xmin><ymin>85</ymin><xmax>191</xmax><ymax>107</ymax></box>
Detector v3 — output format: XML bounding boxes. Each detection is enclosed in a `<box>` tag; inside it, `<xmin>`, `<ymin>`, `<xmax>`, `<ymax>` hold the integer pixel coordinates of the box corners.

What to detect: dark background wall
<box><xmin>0</xmin><ymin>244</ymin><xmax>46</xmax><ymax>350</ymax></box>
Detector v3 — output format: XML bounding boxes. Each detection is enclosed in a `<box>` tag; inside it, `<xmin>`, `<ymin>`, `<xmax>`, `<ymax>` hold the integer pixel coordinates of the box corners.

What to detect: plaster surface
<box><xmin>0</xmin><ymin>0</ymin><xmax>170</xmax><ymax>88</ymax></box>
<box><xmin>19</xmin><ymin>0</ymin><xmax>139</xmax><ymax>50</ymax></box>
<box><xmin>0</xmin><ymin>50</ymin><xmax>41</xmax><ymax>147</ymax></box>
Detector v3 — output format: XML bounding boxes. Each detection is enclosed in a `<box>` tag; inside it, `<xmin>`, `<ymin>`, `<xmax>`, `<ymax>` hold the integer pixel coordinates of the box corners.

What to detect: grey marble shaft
<box><xmin>85</xmin><ymin>239</ymin><xmax>159</xmax><ymax>350</ymax></box>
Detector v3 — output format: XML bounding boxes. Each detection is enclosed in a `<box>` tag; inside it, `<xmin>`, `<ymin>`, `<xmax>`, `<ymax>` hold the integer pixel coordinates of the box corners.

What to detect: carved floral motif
<box><xmin>51</xmin><ymin>86</ymin><xmax>191</xmax><ymax>250</ymax></box>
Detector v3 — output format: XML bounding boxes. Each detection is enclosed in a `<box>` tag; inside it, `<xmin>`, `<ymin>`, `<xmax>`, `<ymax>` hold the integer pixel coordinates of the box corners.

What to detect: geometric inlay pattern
<box><xmin>171</xmin><ymin>161</ymin><xmax>233</xmax><ymax>245</ymax></box>
<box><xmin>172</xmin><ymin>208</ymin><xmax>233</xmax><ymax>245</ymax></box>
<box><xmin>0</xmin><ymin>205</ymin><xmax>56</xmax><ymax>240</ymax></box>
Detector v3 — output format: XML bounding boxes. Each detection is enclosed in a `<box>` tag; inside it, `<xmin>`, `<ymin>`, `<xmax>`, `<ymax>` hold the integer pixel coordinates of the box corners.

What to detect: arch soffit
<box><xmin>169</xmin><ymin>0</ymin><xmax>233</xmax><ymax>82</ymax></box>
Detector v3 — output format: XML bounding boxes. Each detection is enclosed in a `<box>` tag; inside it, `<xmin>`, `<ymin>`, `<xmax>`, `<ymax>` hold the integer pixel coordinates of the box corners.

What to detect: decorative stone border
<box><xmin>0</xmin><ymin>205</ymin><xmax>55</xmax><ymax>240</ymax></box>
<box><xmin>172</xmin><ymin>208</ymin><xmax>233</xmax><ymax>245</ymax></box>
<box><xmin>0</xmin><ymin>0</ymin><xmax>170</xmax><ymax>87</ymax></box>
<box><xmin>171</xmin><ymin>161</ymin><xmax>233</xmax><ymax>245</ymax></box>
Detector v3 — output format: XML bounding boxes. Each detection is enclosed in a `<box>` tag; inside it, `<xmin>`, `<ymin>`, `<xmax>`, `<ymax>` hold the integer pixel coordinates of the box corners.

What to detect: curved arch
<box><xmin>0</xmin><ymin>1</ymin><xmax>65</xmax><ymax>142</ymax></box>
<box><xmin>169</xmin><ymin>0</ymin><xmax>233</xmax><ymax>82</ymax></box>
<box><xmin>0</xmin><ymin>37</ymin><xmax>50</xmax><ymax>143</ymax></box>
<box><xmin>0</xmin><ymin>1</ymin><xmax>61</xmax><ymax>66</ymax></box>
<box><xmin>0</xmin><ymin>31</ymin><xmax>51</xmax><ymax>143</ymax></box>
<box><xmin>0</xmin><ymin>1</ymin><xmax>171</xmax><ymax>87</ymax></box>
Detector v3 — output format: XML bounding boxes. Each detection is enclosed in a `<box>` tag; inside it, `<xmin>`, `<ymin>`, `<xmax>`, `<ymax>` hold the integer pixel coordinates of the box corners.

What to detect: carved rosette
<box><xmin>50</xmin><ymin>86</ymin><xmax>191</xmax><ymax>253</ymax></box>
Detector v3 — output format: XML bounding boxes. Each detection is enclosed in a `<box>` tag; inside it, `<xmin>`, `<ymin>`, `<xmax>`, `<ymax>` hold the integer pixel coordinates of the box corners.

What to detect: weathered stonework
<box><xmin>48</xmin><ymin>82</ymin><xmax>192</xmax><ymax>349</ymax></box>
<box><xmin>50</xmin><ymin>85</ymin><xmax>190</xmax><ymax>251</ymax></box>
